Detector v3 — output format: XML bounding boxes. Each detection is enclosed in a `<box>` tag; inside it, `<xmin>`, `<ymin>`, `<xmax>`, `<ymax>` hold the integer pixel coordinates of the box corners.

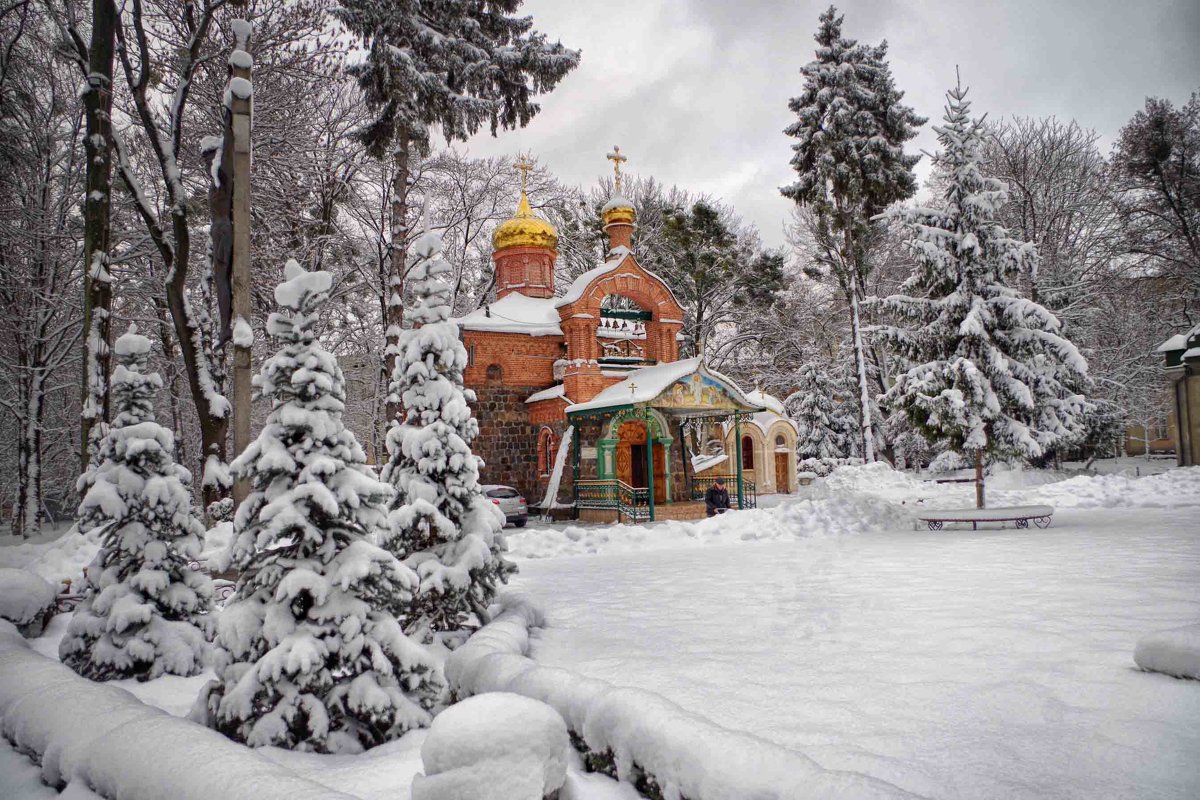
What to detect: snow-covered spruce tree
<box><xmin>60</xmin><ymin>325</ymin><xmax>212</xmax><ymax>681</ymax></box>
<box><xmin>381</xmin><ymin>229</ymin><xmax>514</xmax><ymax>637</ymax></box>
<box><xmin>873</xmin><ymin>81</ymin><xmax>1090</xmax><ymax>507</ymax></box>
<box><xmin>781</xmin><ymin>5</ymin><xmax>924</xmax><ymax>462</ymax></box>
<box><xmin>198</xmin><ymin>261</ymin><xmax>440</xmax><ymax>753</ymax></box>
<box><xmin>786</xmin><ymin>363</ymin><xmax>847</xmax><ymax>461</ymax></box>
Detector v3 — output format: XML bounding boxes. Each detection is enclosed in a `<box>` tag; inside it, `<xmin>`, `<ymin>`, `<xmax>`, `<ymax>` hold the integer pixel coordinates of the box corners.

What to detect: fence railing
<box><xmin>689</xmin><ymin>474</ymin><xmax>757</xmax><ymax>510</ymax></box>
<box><xmin>575</xmin><ymin>479</ymin><xmax>651</xmax><ymax>523</ymax></box>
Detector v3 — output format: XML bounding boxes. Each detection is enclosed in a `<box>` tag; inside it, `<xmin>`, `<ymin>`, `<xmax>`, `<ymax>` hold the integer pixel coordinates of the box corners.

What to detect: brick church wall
<box><xmin>472</xmin><ymin>381</ymin><xmax>543</xmax><ymax>501</ymax></box>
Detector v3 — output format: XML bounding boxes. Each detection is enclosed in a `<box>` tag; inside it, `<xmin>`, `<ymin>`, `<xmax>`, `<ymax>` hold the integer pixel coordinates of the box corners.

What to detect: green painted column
<box><xmin>734</xmin><ymin>415</ymin><xmax>745</xmax><ymax>510</ymax></box>
<box><xmin>644</xmin><ymin>411</ymin><xmax>655</xmax><ymax>521</ymax></box>
<box><xmin>597</xmin><ymin>439</ymin><xmax>617</xmax><ymax>479</ymax></box>
<box><xmin>572</xmin><ymin>421</ymin><xmax>582</xmax><ymax>518</ymax></box>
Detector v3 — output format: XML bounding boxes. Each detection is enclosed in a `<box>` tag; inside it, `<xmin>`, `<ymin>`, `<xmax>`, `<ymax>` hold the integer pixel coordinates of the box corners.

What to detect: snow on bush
<box><xmin>444</xmin><ymin>597</ymin><xmax>914</xmax><ymax>800</ymax></box>
<box><xmin>0</xmin><ymin>527</ymin><xmax>97</xmax><ymax>585</ymax></box>
<box><xmin>1134</xmin><ymin>624</ymin><xmax>1200</xmax><ymax>680</ymax></box>
<box><xmin>506</xmin><ymin>491</ymin><xmax>904</xmax><ymax>560</ymax></box>
<box><xmin>927</xmin><ymin>451</ymin><xmax>967</xmax><ymax>474</ymax></box>
<box><xmin>0</xmin><ymin>622</ymin><xmax>359</xmax><ymax>799</ymax></box>
<box><xmin>0</xmin><ymin>568</ymin><xmax>57</xmax><ymax>635</ymax></box>
<box><xmin>412</xmin><ymin>692</ymin><xmax>569</xmax><ymax>799</ymax></box>
<box><xmin>60</xmin><ymin>325</ymin><xmax>213</xmax><ymax>681</ymax></box>
<box><xmin>381</xmin><ymin>230</ymin><xmax>513</xmax><ymax>635</ymax></box>
<box><xmin>198</xmin><ymin>261</ymin><xmax>440</xmax><ymax>753</ymax></box>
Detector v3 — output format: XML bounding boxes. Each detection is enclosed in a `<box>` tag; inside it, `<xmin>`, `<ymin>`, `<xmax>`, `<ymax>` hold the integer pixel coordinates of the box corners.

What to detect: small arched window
<box><xmin>742</xmin><ymin>435</ymin><xmax>755</xmax><ymax>469</ymax></box>
<box><xmin>775</xmin><ymin>435</ymin><xmax>787</xmax><ymax>448</ymax></box>
<box><xmin>485</xmin><ymin>363</ymin><xmax>503</xmax><ymax>383</ymax></box>
<box><xmin>537</xmin><ymin>427</ymin><xmax>558</xmax><ymax>477</ymax></box>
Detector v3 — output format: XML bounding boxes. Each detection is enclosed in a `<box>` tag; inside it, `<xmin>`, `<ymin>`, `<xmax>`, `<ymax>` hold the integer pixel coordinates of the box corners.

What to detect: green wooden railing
<box><xmin>575</xmin><ymin>479</ymin><xmax>651</xmax><ymax>523</ymax></box>
<box><xmin>690</xmin><ymin>474</ymin><xmax>757</xmax><ymax>510</ymax></box>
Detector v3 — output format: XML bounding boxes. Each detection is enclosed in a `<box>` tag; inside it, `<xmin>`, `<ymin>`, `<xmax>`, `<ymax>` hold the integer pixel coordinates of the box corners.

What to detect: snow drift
<box><xmin>507</xmin><ymin>492</ymin><xmax>905</xmax><ymax>559</ymax></box>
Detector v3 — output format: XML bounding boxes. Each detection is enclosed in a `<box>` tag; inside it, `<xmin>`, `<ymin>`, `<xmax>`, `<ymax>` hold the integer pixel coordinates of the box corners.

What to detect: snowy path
<box><xmin>511</xmin><ymin>507</ymin><xmax>1200</xmax><ymax>800</ymax></box>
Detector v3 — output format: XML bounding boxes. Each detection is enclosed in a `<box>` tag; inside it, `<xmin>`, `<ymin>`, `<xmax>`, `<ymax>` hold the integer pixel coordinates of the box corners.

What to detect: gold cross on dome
<box><xmin>607</xmin><ymin>145</ymin><xmax>628</xmax><ymax>193</ymax></box>
<box><xmin>629</xmin><ymin>382</ymin><xmax>638</xmax><ymax>397</ymax></box>
<box><xmin>514</xmin><ymin>153</ymin><xmax>534</xmax><ymax>192</ymax></box>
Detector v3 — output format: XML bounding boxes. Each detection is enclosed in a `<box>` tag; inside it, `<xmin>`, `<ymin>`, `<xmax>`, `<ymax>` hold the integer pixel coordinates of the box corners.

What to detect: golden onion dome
<box><xmin>601</xmin><ymin>194</ymin><xmax>636</xmax><ymax>227</ymax></box>
<box><xmin>493</xmin><ymin>191</ymin><xmax>558</xmax><ymax>251</ymax></box>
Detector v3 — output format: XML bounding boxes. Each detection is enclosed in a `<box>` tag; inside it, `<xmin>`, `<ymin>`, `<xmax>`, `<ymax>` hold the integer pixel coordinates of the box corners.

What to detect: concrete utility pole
<box><xmin>230</xmin><ymin>21</ymin><xmax>253</xmax><ymax>507</ymax></box>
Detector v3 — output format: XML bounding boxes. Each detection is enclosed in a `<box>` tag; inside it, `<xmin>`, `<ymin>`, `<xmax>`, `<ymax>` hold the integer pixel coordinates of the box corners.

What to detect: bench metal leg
<box><xmin>1034</xmin><ymin>516</ymin><xmax>1051</xmax><ymax>529</ymax></box>
<box><xmin>928</xmin><ymin>520</ymin><xmax>943</xmax><ymax>531</ymax></box>
<box><xmin>1016</xmin><ymin>518</ymin><xmax>1029</xmax><ymax>529</ymax></box>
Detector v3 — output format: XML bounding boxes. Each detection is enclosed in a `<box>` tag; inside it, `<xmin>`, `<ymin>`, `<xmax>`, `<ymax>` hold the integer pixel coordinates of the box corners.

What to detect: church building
<box><xmin>453</xmin><ymin>151</ymin><xmax>798</xmax><ymax>522</ymax></box>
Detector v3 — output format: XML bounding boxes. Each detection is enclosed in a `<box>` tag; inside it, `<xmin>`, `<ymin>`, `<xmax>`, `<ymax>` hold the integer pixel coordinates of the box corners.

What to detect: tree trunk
<box><xmin>849</xmin><ymin>280</ymin><xmax>876</xmax><ymax>463</ymax></box>
<box><xmin>974</xmin><ymin>449</ymin><xmax>985</xmax><ymax>509</ymax></box>
<box><xmin>384</xmin><ymin>137</ymin><xmax>411</xmax><ymax>427</ymax></box>
<box><xmin>79</xmin><ymin>0</ymin><xmax>116</xmax><ymax>473</ymax></box>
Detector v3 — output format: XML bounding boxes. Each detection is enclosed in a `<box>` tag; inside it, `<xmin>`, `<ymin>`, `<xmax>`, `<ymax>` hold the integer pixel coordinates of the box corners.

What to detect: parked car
<box><xmin>483</xmin><ymin>484</ymin><xmax>528</xmax><ymax>528</ymax></box>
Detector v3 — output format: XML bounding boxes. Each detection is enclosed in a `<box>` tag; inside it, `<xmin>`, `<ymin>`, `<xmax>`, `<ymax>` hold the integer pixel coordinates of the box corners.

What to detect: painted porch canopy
<box><xmin>566</xmin><ymin>357</ymin><xmax>763</xmax><ymax>418</ymax></box>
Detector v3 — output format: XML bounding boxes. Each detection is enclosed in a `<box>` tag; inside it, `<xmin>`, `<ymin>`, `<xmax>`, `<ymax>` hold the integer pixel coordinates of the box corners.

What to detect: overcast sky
<box><xmin>463</xmin><ymin>0</ymin><xmax>1199</xmax><ymax>248</ymax></box>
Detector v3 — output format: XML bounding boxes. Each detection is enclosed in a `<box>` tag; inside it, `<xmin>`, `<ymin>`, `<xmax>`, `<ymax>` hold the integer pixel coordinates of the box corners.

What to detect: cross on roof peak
<box><xmin>607</xmin><ymin>145</ymin><xmax>628</xmax><ymax>194</ymax></box>
<box><xmin>514</xmin><ymin>153</ymin><xmax>535</xmax><ymax>192</ymax></box>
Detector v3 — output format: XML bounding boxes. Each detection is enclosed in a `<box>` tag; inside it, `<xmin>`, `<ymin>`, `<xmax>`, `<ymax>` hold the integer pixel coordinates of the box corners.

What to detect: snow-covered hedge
<box><xmin>0</xmin><ymin>621</ymin><xmax>358</xmax><ymax>799</ymax></box>
<box><xmin>1134</xmin><ymin>624</ymin><xmax>1200</xmax><ymax>681</ymax></box>
<box><xmin>413</xmin><ymin>692</ymin><xmax>569</xmax><ymax>799</ymax></box>
<box><xmin>445</xmin><ymin>597</ymin><xmax>915</xmax><ymax>800</ymax></box>
<box><xmin>0</xmin><ymin>569</ymin><xmax>57</xmax><ymax>636</ymax></box>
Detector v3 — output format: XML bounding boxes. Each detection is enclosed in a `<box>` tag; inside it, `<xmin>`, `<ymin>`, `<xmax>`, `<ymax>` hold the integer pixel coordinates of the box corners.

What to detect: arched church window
<box><xmin>776</xmin><ymin>435</ymin><xmax>786</xmax><ymax>448</ymax></box>
<box><xmin>742</xmin><ymin>436</ymin><xmax>755</xmax><ymax>469</ymax></box>
<box><xmin>486</xmin><ymin>364</ymin><xmax>503</xmax><ymax>383</ymax></box>
<box><xmin>537</xmin><ymin>427</ymin><xmax>558</xmax><ymax>477</ymax></box>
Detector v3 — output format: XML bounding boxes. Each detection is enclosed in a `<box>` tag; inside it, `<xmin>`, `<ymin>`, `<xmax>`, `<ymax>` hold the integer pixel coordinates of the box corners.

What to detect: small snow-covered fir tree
<box><xmin>198</xmin><ymin>261</ymin><xmax>440</xmax><ymax>753</ymax></box>
<box><xmin>381</xmin><ymin>228</ymin><xmax>514</xmax><ymax>637</ymax></box>
<box><xmin>874</xmin><ymin>80</ymin><xmax>1090</xmax><ymax>505</ymax></box>
<box><xmin>786</xmin><ymin>363</ymin><xmax>847</xmax><ymax>461</ymax></box>
<box><xmin>60</xmin><ymin>325</ymin><xmax>212</xmax><ymax>681</ymax></box>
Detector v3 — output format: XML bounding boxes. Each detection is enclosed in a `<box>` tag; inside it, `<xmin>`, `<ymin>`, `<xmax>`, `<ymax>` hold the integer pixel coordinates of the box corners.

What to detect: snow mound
<box><xmin>1134</xmin><ymin>624</ymin><xmax>1200</xmax><ymax>680</ymax></box>
<box><xmin>822</xmin><ymin>461</ymin><xmax>925</xmax><ymax>496</ymax></box>
<box><xmin>0</xmin><ymin>622</ymin><xmax>358</xmax><ymax>799</ymax></box>
<box><xmin>999</xmin><ymin>466</ymin><xmax>1200</xmax><ymax>509</ymax></box>
<box><xmin>417</xmin><ymin>692</ymin><xmax>569</xmax><ymax>799</ymax></box>
<box><xmin>507</xmin><ymin>494</ymin><xmax>904</xmax><ymax>559</ymax></box>
<box><xmin>445</xmin><ymin>597</ymin><xmax>915</xmax><ymax>800</ymax></box>
<box><xmin>0</xmin><ymin>568</ymin><xmax>56</xmax><ymax>628</ymax></box>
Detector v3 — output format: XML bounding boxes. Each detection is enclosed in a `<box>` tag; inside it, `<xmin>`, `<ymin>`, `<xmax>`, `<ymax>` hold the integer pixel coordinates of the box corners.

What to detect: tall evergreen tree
<box><xmin>332</xmin><ymin>0</ymin><xmax>579</xmax><ymax>421</ymax></box>
<box><xmin>781</xmin><ymin>5</ymin><xmax>924</xmax><ymax>461</ymax></box>
<box><xmin>874</xmin><ymin>81</ymin><xmax>1090</xmax><ymax>507</ymax></box>
<box><xmin>381</xmin><ymin>229</ymin><xmax>514</xmax><ymax>637</ymax></box>
<box><xmin>60</xmin><ymin>325</ymin><xmax>212</xmax><ymax>681</ymax></box>
<box><xmin>199</xmin><ymin>261</ymin><xmax>439</xmax><ymax>753</ymax></box>
<box><xmin>786</xmin><ymin>363</ymin><xmax>848</xmax><ymax>460</ymax></box>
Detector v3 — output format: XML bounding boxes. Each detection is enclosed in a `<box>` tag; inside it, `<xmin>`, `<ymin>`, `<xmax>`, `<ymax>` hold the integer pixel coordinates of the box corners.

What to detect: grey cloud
<box><xmin>466</xmin><ymin>0</ymin><xmax>1199</xmax><ymax>248</ymax></box>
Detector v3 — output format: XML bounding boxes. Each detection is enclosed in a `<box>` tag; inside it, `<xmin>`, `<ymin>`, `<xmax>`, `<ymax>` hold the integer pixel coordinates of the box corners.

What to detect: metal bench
<box><xmin>916</xmin><ymin>504</ymin><xmax>1055</xmax><ymax>531</ymax></box>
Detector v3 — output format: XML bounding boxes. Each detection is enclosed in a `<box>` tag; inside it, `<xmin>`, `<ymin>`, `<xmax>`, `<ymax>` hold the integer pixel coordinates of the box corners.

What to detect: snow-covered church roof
<box><xmin>555</xmin><ymin>247</ymin><xmax>634</xmax><ymax>308</ymax></box>
<box><xmin>736</xmin><ymin>389</ymin><xmax>799</xmax><ymax>436</ymax></box>
<box><xmin>453</xmin><ymin>293</ymin><xmax>562</xmax><ymax>337</ymax></box>
<box><xmin>566</xmin><ymin>358</ymin><xmax>761</xmax><ymax>416</ymax></box>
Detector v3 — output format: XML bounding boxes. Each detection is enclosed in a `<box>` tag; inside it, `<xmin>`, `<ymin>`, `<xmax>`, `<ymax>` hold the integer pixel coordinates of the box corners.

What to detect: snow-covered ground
<box><xmin>507</xmin><ymin>464</ymin><xmax>1200</xmax><ymax>800</ymax></box>
<box><xmin>3</xmin><ymin>461</ymin><xmax>1197</xmax><ymax>799</ymax></box>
